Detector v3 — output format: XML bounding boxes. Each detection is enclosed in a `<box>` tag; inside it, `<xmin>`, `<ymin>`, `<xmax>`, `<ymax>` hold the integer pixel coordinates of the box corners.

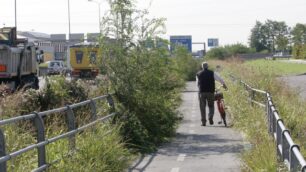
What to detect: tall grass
<box><xmin>225</xmin><ymin>77</ymin><xmax>278</xmax><ymax>171</ymax></box>
<box><xmin>49</xmin><ymin>123</ymin><xmax>132</xmax><ymax>172</ymax></box>
<box><xmin>210</xmin><ymin>59</ymin><xmax>306</xmax><ymax>171</ymax></box>
<box><xmin>0</xmin><ymin>76</ymin><xmax>133</xmax><ymax>171</ymax></box>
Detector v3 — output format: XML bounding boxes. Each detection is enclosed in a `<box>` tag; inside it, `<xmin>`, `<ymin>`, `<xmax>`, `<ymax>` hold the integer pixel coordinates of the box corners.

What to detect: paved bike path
<box><xmin>129</xmin><ymin>82</ymin><xmax>244</xmax><ymax>172</ymax></box>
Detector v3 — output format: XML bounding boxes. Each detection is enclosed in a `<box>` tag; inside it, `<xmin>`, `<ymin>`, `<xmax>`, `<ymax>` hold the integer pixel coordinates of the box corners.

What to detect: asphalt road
<box><xmin>280</xmin><ymin>74</ymin><xmax>306</xmax><ymax>100</ymax></box>
<box><xmin>279</xmin><ymin>59</ymin><xmax>306</xmax><ymax>100</ymax></box>
<box><xmin>128</xmin><ymin>82</ymin><xmax>244</xmax><ymax>172</ymax></box>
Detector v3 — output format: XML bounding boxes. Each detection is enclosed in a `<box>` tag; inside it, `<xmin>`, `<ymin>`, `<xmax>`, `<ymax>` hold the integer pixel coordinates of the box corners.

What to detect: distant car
<box><xmin>46</xmin><ymin>61</ymin><xmax>67</xmax><ymax>75</ymax></box>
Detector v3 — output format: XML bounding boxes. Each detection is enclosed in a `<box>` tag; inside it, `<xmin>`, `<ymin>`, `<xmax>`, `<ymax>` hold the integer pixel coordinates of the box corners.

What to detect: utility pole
<box><xmin>15</xmin><ymin>0</ymin><xmax>17</xmax><ymax>28</ymax></box>
<box><xmin>88</xmin><ymin>0</ymin><xmax>102</xmax><ymax>33</ymax></box>
<box><xmin>68</xmin><ymin>0</ymin><xmax>71</xmax><ymax>42</ymax></box>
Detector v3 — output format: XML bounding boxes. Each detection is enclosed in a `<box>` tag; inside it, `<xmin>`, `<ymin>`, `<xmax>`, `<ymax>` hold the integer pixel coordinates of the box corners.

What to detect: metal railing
<box><xmin>232</xmin><ymin>76</ymin><xmax>306</xmax><ymax>172</ymax></box>
<box><xmin>0</xmin><ymin>94</ymin><xmax>116</xmax><ymax>172</ymax></box>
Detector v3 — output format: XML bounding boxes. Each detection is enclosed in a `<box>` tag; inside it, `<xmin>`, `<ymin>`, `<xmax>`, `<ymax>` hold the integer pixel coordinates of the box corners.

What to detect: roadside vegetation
<box><xmin>211</xmin><ymin>59</ymin><xmax>306</xmax><ymax>171</ymax></box>
<box><xmin>0</xmin><ymin>0</ymin><xmax>200</xmax><ymax>171</ymax></box>
<box><xmin>0</xmin><ymin>76</ymin><xmax>133</xmax><ymax>171</ymax></box>
<box><xmin>98</xmin><ymin>0</ymin><xmax>200</xmax><ymax>153</ymax></box>
<box><xmin>205</xmin><ymin>44</ymin><xmax>255</xmax><ymax>60</ymax></box>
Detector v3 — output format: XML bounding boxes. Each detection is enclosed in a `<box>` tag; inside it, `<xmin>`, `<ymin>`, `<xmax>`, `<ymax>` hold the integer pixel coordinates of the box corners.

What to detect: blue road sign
<box><xmin>208</xmin><ymin>38</ymin><xmax>219</xmax><ymax>47</ymax></box>
<box><xmin>170</xmin><ymin>35</ymin><xmax>192</xmax><ymax>53</ymax></box>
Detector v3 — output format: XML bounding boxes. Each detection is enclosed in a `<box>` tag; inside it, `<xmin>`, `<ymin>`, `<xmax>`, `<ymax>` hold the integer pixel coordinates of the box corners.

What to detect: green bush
<box><xmin>172</xmin><ymin>47</ymin><xmax>202</xmax><ymax>81</ymax></box>
<box><xmin>205</xmin><ymin>47</ymin><xmax>229</xmax><ymax>60</ymax></box>
<box><xmin>99</xmin><ymin>0</ymin><xmax>185</xmax><ymax>153</ymax></box>
<box><xmin>205</xmin><ymin>44</ymin><xmax>254</xmax><ymax>60</ymax></box>
<box><xmin>101</xmin><ymin>45</ymin><xmax>184</xmax><ymax>152</ymax></box>
<box><xmin>292</xmin><ymin>44</ymin><xmax>306</xmax><ymax>59</ymax></box>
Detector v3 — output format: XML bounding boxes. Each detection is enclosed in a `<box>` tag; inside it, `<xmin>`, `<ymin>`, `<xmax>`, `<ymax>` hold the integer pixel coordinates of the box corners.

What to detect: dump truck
<box><xmin>0</xmin><ymin>27</ymin><xmax>42</xmax><ymax>90</ymax></box>
<box><xmin>68</xmin><ymin>42</ymin><xmax>99</xmax><ymax>78</ymax></box>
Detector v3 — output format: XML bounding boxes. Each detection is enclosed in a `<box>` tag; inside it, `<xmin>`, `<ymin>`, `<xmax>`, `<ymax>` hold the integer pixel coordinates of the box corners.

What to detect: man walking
<box><xmin>196</xmin><ymin>62</ymin><xmax>227</xmax><ymax>126</ymax></box>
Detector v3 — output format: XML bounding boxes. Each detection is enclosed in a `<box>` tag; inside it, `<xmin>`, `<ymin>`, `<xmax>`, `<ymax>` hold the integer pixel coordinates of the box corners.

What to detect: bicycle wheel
<box><xmin>217</xmin><ymin>100</ymin><xmax>227</xmax><ymax>127</ymax></box>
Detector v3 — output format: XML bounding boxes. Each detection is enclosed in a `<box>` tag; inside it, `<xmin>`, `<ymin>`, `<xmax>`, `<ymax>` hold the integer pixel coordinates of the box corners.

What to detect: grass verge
<box><xmin>210</xmin><ymin>59</ymin><xmax>306</xmax><ymax>171</ymax></box>
<box><xmin>0</xmin><ymin>76</ymin><xmax>133</xmax><ymax>171</ymax></box>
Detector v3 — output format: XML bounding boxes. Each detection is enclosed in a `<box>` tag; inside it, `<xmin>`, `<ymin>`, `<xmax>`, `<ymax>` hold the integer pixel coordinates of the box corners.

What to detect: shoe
<box><xmin>209</xmin><ymin>117</ymin><xmax>214</xmax><ymax>125</ymax></box>
<box><xmin>201</xmin><ymin>120</ymin><xmax>206</xmax><ymax>126</ymax></box>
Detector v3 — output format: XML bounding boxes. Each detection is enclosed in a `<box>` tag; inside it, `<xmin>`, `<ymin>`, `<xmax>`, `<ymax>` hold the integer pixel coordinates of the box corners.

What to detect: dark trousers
<box><xmin>199</xmin><ymin>92</ymin><xmax>215</xmax><ymax>123</ymax></box>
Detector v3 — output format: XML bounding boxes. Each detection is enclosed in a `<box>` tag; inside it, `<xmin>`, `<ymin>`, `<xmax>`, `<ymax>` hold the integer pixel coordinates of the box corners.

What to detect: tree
<box><xmin>291</xmin><ymin>23</ymin><xmax>306</xmax><ymax>45</ymax></box>
<box><xmin>249</xmin><ymin>21</ymin><xmax>269</xmax><ymax>52</ymax></box>
<box><xmin>291</xmin><ymin>23</ymin><xmax>306</xmax><ymax>59</ymax></box>
<box><xmin>249</xmin><ymin>20</ymin><xmax>290</xmax><ymax>53</ymax></box>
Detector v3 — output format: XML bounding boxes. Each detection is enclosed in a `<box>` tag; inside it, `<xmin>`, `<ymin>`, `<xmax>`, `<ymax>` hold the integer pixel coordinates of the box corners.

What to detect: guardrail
<box><xmin>231</xmin><ymin>75</ymin><xmax>306</xmax><ymax>172</ymax></box>
<box><xmin>0</xmin><ymin>94</ymin><xmax>116</xmax><ymax>172</ymax></box>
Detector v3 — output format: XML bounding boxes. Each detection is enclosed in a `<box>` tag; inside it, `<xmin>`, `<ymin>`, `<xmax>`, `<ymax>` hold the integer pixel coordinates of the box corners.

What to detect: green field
<box><xmin>245</xmin><ymin>59</ymin><xmax>306</xmax><ymax>76</ymax></box>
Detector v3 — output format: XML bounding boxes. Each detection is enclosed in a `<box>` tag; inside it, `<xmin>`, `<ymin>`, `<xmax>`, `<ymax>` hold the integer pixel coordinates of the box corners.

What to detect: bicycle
<box><xmin>215</xmin><ymin>86</ymin><xmax>227</xmax><ymax>127</ymax></box>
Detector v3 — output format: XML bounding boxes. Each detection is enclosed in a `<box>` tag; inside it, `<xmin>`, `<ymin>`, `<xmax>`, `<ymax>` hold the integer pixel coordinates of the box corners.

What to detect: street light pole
<box><xmin>88</xmin><ymin>0</ymin><xmax>101</xmax><ymax>33</ymax></box>
<box><xmin>68</xmin><ymin>0</ymin><xmax>71</xmax><ymax>42</ymax></box>
<box><xmin>15</xmin><ymin>0</ymin><xmax>17</xmax><ymax>28</ymax></box>
<box><xmin>98</xmin><ymin>3</ymin><xmax>101</xmax><ymax>32</ymax></box>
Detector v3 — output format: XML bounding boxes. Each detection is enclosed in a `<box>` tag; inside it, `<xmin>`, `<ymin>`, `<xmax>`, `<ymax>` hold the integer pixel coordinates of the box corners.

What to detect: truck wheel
<box><xmin>21</xmin><ymin>75</ymin><xmax>39</xmax><ymax>90</ymax></box>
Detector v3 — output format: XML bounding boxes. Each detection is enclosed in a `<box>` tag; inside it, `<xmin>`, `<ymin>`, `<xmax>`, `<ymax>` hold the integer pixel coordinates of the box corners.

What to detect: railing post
<box><xmin>250</xmin><ymin>90</ymin><xmax>255</xmax><ymax>106</ymax></box>
<box><xmin>0</xmin><ymin>129</ymin><xmax>7</xmax><ymax>172</ymax></box>
<box><xmin>276</xmin><ymin>119</ymin><xmax>283</xmax><ymax>158</ymax></box>
<box><xmin>289</xmin><ymin>145</ymin><xmax>300</xmax><ymax>171</ymax></box>
<box><xmin>302</xmin><ymin>165</ymin><xmax>306</xmax><ymax>172</ymax></box>
<box><xmin>89</xmin><ymin>99</ymin><xmax>97</xmax><ymax>121</ymax></box>
<box><xmin>107</xmin><ymin>94</ymin><xmax>115</xmax><ymax>113</ymax></box>
<box><xmin>66</xmin><ymin>106</ymin><xmax>76</xmax><ymax>150</ymax></box>
<box><xmin>266</xmin><ymin>94</ymin><xmax>271</xmax><ymax>133</ymax></box>
<box><xmin>33</xmin><ymin>112</ymin><xmax>46</xmax><ymax>168</ymax></box>
<box><xmin>281</xmin><ymin>130</ymin><xmax>290</xmax><ymax>162</ymax></box>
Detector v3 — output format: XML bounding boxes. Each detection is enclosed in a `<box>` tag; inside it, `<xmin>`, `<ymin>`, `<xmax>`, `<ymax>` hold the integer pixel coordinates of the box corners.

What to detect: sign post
<box><xmin>207</xmin><ymin>38</ymin><xmax>219</xmax><ymax>47</ymax></box>
<box><xmin>170</xmin><ymin>35</ymin><xmax>192</xmax><ymax>53</ymax></box>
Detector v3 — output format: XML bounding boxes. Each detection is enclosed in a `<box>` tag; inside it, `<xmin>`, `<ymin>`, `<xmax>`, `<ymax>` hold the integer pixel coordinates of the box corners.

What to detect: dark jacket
<box><xmin>196</xmin><ymin>69</ymin><xmax>215</xmax><ymax>93</ymax></box>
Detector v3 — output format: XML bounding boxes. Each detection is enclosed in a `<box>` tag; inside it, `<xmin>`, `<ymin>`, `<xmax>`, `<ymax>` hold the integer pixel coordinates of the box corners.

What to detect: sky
<box><xmin>1</xmin><ymin>0</ymin><xmax>306</xmax><ymax>50</ymax></box>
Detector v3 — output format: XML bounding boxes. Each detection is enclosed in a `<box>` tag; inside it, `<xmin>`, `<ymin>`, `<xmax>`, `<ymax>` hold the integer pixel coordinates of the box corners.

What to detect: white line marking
<box><xmin>170</xmin><ymin>167</ymin><xmax>180</xmax><ymax>172</ymax></box>
<box><xmin>177</xmin><ymin>154</ymin><xmax>186</xmax><ymax>162</ymax></box>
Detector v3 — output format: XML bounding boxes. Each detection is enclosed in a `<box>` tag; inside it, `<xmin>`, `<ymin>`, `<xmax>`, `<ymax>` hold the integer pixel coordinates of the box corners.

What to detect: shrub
<box><xmin>172</xmin><ymin>47</ymin><xmax>202</xmax><ymax>81</ymax></box>
<box><xmin>205</xmin><ymin>44</ymin><xmax>254</xmax><ymax>60</ymax></box>
<box><xmin>205</xmin><ymin>47</ymin><xmax>230</xmax><ymax>60</ymax></box>
<box><xmin>99</xmin><ymin>0</ymin><xmax>185</xmax><ymax>153</ymax></box>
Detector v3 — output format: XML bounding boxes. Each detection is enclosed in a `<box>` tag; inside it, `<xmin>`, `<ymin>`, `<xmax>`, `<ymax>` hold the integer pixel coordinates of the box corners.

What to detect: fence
<box><xmin>231</xmin><ymin>75</ymin><xmax>306</xmax><ymax>172</ymax></box>
<box><xmin>0</xmin><ymin>94</ymin><xmax>116</xmax><ymax>172</ymax></box>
